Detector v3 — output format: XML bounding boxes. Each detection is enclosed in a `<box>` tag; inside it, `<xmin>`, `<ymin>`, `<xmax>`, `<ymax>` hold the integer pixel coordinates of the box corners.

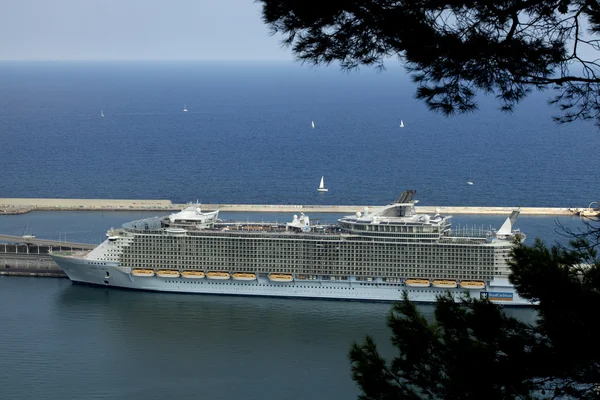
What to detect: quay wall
<box><xmin>0</xmin><ymin>242</ymin><xmax>93</xmax><ymax>278</ymax></box>
<box><xmin>0</xmin><ymin>198</ymin><xmax>584</xmax><ymax>216</ymax></box>
<box><xmin>0</xmin><ymin>254</ymin><xmax>65</xmax><ymax>278</ymax></box>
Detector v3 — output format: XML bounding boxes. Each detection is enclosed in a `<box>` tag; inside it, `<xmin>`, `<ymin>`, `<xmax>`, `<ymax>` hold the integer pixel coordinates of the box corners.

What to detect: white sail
<box><xmin>183</xmin><ymin>105</ymin><xmax>188</xmax><ymax>112</ymax></box>
<box><xmin>311</xmin><ymin>121</ymin><xmax>315</xmax><ymax>129</ymax></box>
<box><xmin>100</xmin><ymin>110</ymin><xmax>104</xmax><ymax>118</ymax></box>
<box><xmin>318</xmin><ymin>176</ymin><xmax>328</xmax><ymax>192</ymax></box>
<box><xmin>22</xmin><ymin>221</ymin><xmax>35</xmax><ymax>239</ymax></box>
<box><xmin>400</xmin><ymin>120</ymin><xmax>404</xmax><ymax>128</ymax></box>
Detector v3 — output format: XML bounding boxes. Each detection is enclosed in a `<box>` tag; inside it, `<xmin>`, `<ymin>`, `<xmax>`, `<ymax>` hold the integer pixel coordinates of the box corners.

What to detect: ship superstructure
<box><xmin>51</xmin><ymin>191</ymin><xmax>530</xmax><ymax>305</ymax></box>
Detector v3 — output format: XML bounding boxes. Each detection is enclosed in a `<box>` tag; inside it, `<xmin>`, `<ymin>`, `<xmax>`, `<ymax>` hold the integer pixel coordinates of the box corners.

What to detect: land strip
<box><xmin>0</xmin><ymin>198</ymin><xmax>587</xmax><ymax>216</ymax></box>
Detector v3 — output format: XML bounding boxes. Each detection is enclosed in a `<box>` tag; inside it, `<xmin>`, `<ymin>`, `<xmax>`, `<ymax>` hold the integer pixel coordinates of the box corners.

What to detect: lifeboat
<box><xmin>268</xmin><ymin>273</ymin><xmax>293</xmax><ymax>282</ymax></box>
<box><xmin>131</xmin><ymin>269</ymin><xmax>155</xmax><ymax>277</ymax></box>
<box><xmin>156</xmin><ymin>270</ymin><xmax>180</xmax><ymax>278</ymax></box>
<box><xmin>206</xmin><ymin>271</ymin><xmax>230</xmax><ymax>280</ymax></box>
<box><xmin>460</xmin><ymin>280</ymin><xmax>486</xmax><ymax>289</ymax></box>
<box><xmin>181</xmin><ymin>270</ymin><xmax>205</xmax><ymax>279</ymax></box>
<box><xmin>432</xmin><ymin>279</ymin><xmax>458</xmax><ymax>288</ymax></box>
<box><xmin>232</xmin><ymin>273</ymin><xmax>256</xmax><ymax>281</ymax></box>
<box><xmin>405</xmin><ymin>279</ymin><xmax>431</xmax><ymax>287</ymax></box>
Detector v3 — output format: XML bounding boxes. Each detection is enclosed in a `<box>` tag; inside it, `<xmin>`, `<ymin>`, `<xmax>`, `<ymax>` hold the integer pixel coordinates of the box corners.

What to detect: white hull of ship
<box><xmin>52</xmin><ymin>255</ymin><xmax>532</xmax><ymax>306</ymax></box>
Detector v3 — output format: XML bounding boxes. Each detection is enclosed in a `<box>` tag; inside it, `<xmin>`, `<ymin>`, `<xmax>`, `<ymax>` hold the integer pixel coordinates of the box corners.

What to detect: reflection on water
<box><xmin>0</xmin><ymin>278</ymin><xmax>537</xmax><ymax>400</ymax></box>
<box><xmin>0</xmin><ymin>278</ymin><xmax>391</xmax><ymax>400</ymax></box>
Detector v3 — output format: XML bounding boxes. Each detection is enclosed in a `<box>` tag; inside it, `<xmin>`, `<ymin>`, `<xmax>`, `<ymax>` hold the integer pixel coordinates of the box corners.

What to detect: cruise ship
<box><xmin>51</xmin><ymin>191</ymin><xmax>531</xmax><ymax>305</ymax></box>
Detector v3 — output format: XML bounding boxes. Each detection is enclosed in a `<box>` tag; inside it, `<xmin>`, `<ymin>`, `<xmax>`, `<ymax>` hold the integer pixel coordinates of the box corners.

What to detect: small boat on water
<box><xmin>269</xmin><ymin>273</ymin><xmax>293</xmax><ymax>282</ymax></box>
<box><xmin>181</xmin><ymin>270</ymin><xmax>205</xmax><ymax>279</ymax></box>
<box><xmin>156</xmin><ymin>270</ymin><xmax>180</xmax><ymax>278</ymax></box>
<box><xmin>183</xmin><ymin>105</ymin><xmax>188</xmax><ymax>112</ymax></box>
<box><xmin>131</xmin><ymin>269</ymin><xmax>155</xmax><ymax>277</ymax></box>
<box><xmin>580</xmin><ymin>210</ymin><xmax>600</xmax><ymax>219</ymax></box>
<box><xmin>400</xmin><ymin>120</ymin><xmax>404</xmax><ymax>128</ymax></box>
<box><xmin>405</xmin><ymin>279</ymin><xmax>430</xmax><ymax>287</ymax></box>
<box><xmin>232</xmin><ymin>273</ymin><xmax>256</xmax><ymax>281</ymax></box>
<box><xmin>100</xmin><ymin>110</ymin><xmax>104</xmax><ymax>118</ymax></box>
<box><xmin>311</xmin><ymin>120</ymin><xmax>315</xmax><ymax>129</ymax></box>
<box><xmin>459</xmin><ymin>280</ymin><xmax>485</xmax><ymax>289</ymax></box>
<box><xmin>22</xmin><ymin>222</ymin><xmax>35</xmax><ymax>239</ymax></box>
<box><xmin>432</xmin><ymin>279</ymin><xmax>458</xmax><ymax>288</ymax></box>
<box><xmin>206</xmin><ymin>271</ymin><xmax>230</xmax><ymax>280</ymax></box>
<box><xmin>317</xmin><ymin>176</ymin><xmax>328</xmax><ymax>192</ymax></box>
<box><xmin>579</xmin><ymin>201</ymin><xmax>600</xmax><ymax>219</ymax></box>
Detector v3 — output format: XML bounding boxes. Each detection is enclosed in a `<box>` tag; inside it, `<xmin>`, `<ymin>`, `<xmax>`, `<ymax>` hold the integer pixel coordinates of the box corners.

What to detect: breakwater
<box><xmin>0</xmin><ymin>198</ymin><xmax>174</xmax><ymax>214</ymax></box>
<box><xmin>0</xmin><ymin>198</ymin><xmax>586</xmax><ymax>216</ymax></box>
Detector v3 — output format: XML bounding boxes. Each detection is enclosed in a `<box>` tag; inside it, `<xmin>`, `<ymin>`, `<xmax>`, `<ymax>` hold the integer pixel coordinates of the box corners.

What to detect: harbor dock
<box><xmin>0</xmin><ymin>198</ymin><xmax>588</xmax><ymax>216</ymax></box>
<box><xmin>0</xmin><ymin>241</ymin><xmax>92</xmax><ymax>278</ymax></box>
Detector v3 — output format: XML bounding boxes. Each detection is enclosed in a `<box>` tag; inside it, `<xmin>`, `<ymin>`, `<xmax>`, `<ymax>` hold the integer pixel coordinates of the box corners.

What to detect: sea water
<box><xmin>0</xmin><ymin>61</ymin><xmax>595</xmax><ymax>399</ymax></box>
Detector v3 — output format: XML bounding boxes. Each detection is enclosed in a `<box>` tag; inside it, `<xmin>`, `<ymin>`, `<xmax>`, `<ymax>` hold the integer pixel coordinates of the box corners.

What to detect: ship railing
<box><xmin>439</xmin><ymin>237</ymin><xmax>489</xmax><ymax>245</ymax></box>
<box><xmin>448</xmin><ymin>225</ymin><xmax>494</xmax><ymax>239</ymax></box>
<box><xmin>194</xmin><ymin>228</ymin><xmax>342</xmax><ymax>237</ymax></box>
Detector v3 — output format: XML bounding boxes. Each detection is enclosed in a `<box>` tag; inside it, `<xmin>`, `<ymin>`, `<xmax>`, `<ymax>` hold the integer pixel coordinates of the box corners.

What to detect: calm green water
<box><xmin>0</xmin><ymin>278</ymin><xmax>536</xmax><ymax>400</ymax></box>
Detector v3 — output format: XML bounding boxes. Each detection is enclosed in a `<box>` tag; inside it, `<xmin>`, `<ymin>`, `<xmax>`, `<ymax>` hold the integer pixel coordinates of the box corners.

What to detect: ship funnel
<box><xmin>497</xmin><ymin>210</ymin><xmax>520</xmax><ymax>236</ymax></box>
<box><xmin>395</xmin><ymin>190</ymin><xmax>417</xmax><ymax>204</ymax></box>
<box><xmin>508</xmin><ymin>210</ymin><xmax>520</xmax><ymax>226</ymax></box>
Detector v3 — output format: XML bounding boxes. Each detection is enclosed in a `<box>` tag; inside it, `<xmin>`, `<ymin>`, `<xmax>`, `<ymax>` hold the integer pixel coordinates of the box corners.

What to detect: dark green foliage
<box><xmin>259</xmin><ymin>0</ymin><xmax>600</xmax><ymax>125</ymax></box>
<box><xmin>348</xmin><ymin>225</ymin><xmax>600</xmax><ymax>399</ymax></box>
<box><xmin>510</xmin><ymin>236</ymin><xmax>600</xmax><ymax>398</ymax></box>
<box><xmin>350</xmin><ymin>292</ymin><xmax>538</xmax><ymax>399</ymax></box>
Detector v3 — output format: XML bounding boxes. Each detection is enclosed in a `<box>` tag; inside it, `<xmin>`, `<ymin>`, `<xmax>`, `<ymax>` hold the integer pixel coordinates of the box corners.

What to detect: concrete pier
<box><xmin>0</xmin><ymin>241</ymin><xmax>91</xmax><ymax>278</ymax></box>
<box><xmin>0</xmin><ymin>198</ymin><xmax>174</xmax><ymax>213</ymax></box>
<box><xmin>0</xmin><ymin>252</ymin><xmax>65</xmax><ymax>278</ymax></box>
<box><xmin>0</xmin><ymin>235</ymin><xmax>94</xmax><ymax>249</ymax></box>
<box><xmin>0</xmin><ymin>197</ymin><xmax>586</xmax><ymax>216</ymax></box>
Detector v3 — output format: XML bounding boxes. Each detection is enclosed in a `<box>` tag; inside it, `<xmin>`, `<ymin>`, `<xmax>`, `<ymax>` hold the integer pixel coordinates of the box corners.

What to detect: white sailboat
<box><xmin>467</xmin><ymin>173</ymin><xmax>474</xmax><ymax>185</ymax></box>
<box><xmin>22</xmin><ymin>221</ymin><xmax>35</xmax><ymax>239</ymax></box>
<box><xmin>317</xmin><ymin>176</ymin><xmax>328</xmax><ymax>192</ymax></box>
<box><xmin>400</xmin><ymin>120</ymin><xmax>404</xmax><ymax>128</ymax></box>
<box><xmin>100</xmin><ymin>110</ymin><xmax>104</xmax><ymax>118</ymax></box>
<box><xmin>311</xmin><ymin>120</ymin><xmax>315</xmax><ymax>129</ymax></box>
<box><xmin>183</xmin><ymin>105</ymin><xmax>188</xmax><ymax>112</ymax></box>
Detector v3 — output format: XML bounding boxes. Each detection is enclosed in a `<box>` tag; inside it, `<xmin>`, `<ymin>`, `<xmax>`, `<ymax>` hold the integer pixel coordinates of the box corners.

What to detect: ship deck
<box><xmin>51</xmin><ymin>250</ymin><xmax>91</xmax><ymax>259</ymax></box>
<box><xmin>121</xmin><ymin>220</ymin><xmax>493</xmax><ymax>241</ymax></box>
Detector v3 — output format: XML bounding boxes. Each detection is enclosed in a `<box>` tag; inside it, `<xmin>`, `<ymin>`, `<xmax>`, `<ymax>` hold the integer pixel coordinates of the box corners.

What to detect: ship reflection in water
<box><xmin>0</xmin><ymin>277</ymin><xmax>393</xmax><ymax>399</ymax></box>
<box><xmin>0</xmin><ymin>272</ymin><xmax>537</xmax><ymax>399</ymax></box>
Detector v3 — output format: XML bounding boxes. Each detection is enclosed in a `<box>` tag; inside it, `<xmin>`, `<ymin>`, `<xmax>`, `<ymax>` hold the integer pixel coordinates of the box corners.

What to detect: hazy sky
<box><xmin>0</xmin><ymin>0</ymin><xmax>291</xmax><ymax>60</ymax></box>
<box><xmin>2</xmin><ymin>1</ymin><xmax>597</xmax><ymax>62</ymax></box>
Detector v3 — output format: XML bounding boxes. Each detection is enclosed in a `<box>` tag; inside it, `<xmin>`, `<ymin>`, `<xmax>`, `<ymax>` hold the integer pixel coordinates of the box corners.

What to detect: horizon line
<box><xmin>0</xmin><ymin>58</ymin><xmax>297</xmax><ymax>63</ymax></box>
